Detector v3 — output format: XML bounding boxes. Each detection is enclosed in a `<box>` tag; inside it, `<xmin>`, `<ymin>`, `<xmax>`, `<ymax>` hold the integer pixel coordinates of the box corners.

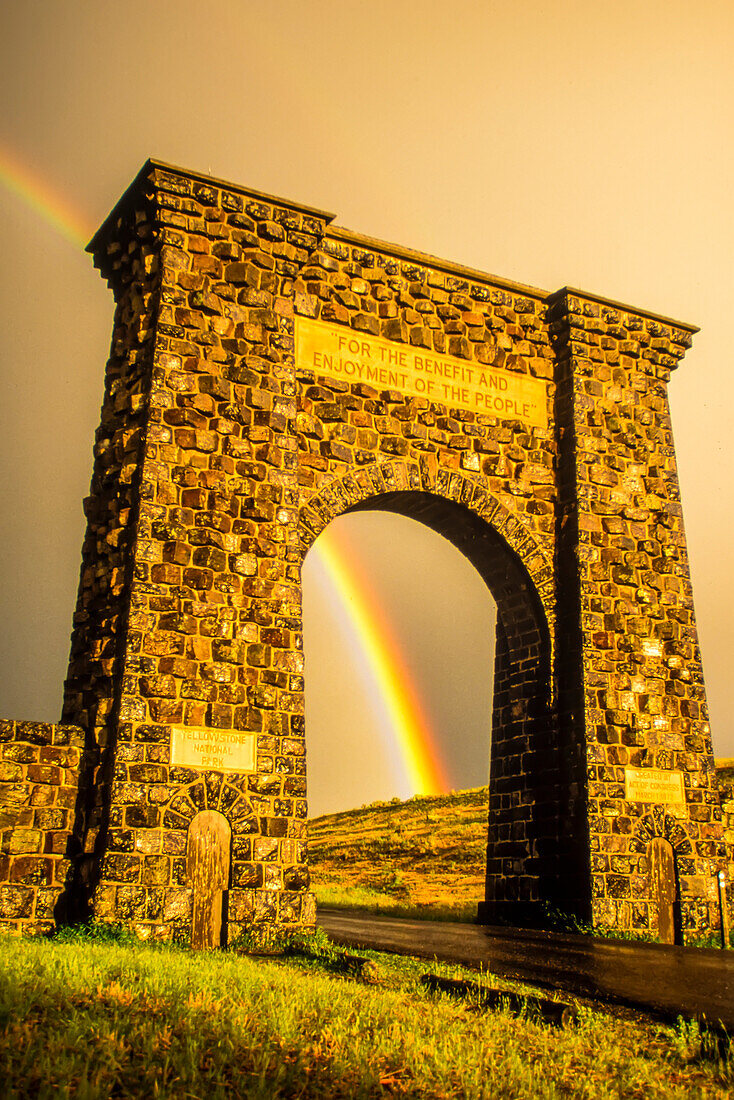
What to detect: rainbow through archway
<box><xmin>308</xmin><ymin>522</ymin><xmax>450</xmax><ymax>798</ymax></box>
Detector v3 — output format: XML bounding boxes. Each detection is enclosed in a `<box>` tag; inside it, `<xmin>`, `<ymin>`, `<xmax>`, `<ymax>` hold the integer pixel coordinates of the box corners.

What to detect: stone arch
<box><xmin>299</xmin><ymin>461</ymin><xmax>582</xmax><ymax>921</ymax></box>
<box><xmin>162</xmin><ymin>777</ymin><xmax>259</xmax><ymax>941</ymax></box>
<box><xmin>647</xmin><ymin>837</ymin><xmax>679</xmax><ymax>944</ymax></box>
<box><xmin>42</xmin><ymin>160</ymin><xmax>721</xmax><ymax>946</ymax></box>
<box><xmin>187</xmin><ymin>809</ymin><xmax>231</xmax><ymax>948</ymax></box>
<box><xmin>629</xmin><ymin>809</ymin><xmax>694</xmax><ymax>857</ymax></box>
<box><xmin>163</xmin><ymin>775</ymin><xmax>257</xmax><ymax>835</ymax></box>
<box><xmin>299</xmin><ymin>460</ymin><xmax>555</xmax><ymax>631</ymax></box>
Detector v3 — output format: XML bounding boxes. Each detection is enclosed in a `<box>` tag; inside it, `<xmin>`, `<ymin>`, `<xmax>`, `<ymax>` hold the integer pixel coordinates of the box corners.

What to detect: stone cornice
<box><xmin>548</xmin><ymin>286</ymin><xmax>699</xmax><ymax>336</ymax></box>
<box><xmin>86</xmin><ymin>159</ymin><xmax>700</xmax><ymax>343</ymax></box>
<box><xmin>86</xmin><ymin>158</ymin><xmax>336</xmax><ymax>258</ymax></box>
<box><xmin>326</xmin><ymin>224</ymin><xmax>549</xmax><ymax>300</ymax></box>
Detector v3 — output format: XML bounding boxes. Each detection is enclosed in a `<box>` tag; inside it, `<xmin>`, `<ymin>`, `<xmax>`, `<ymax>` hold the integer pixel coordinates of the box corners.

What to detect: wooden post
<box><xmin>187</xmin><ymin>810</ymin><xmax>231</xmax><ymax>949</ymax></box>
<box><xmin>718</xmin><ymin>869</ymin><xmax>730</xmax><ymax>949</ymax></box>
<box><xmin>649</xmin><ymin>838</ymin><xmax>677</xmax><ymax>945</ymax></box>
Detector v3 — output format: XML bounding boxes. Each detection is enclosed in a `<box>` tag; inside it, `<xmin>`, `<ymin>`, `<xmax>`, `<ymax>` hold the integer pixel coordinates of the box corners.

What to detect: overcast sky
<box><xmin>1</xmin><ymin>1</ymin><xmax>732</xmax><ymax>815</ymax></box>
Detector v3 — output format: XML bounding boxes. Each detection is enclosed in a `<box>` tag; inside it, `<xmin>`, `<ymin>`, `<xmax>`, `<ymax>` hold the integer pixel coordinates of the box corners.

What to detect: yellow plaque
<box><xmin>170</xmin><ymin>726</ymin><xmax>256</xmax><ymax>773</ymax></box>
<box><xmin>296</xmin><ymin>316</ymin><xmax>548</xmax><ymax>428</ymax></box>
<box><xmin>624</xmin><ymin>767</ymin><xmax>685</xmax><ymax>805</ymax></box>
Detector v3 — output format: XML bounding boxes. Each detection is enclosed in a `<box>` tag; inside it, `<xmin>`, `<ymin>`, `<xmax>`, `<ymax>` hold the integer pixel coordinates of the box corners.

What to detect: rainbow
<box><xmin>308</xmin><ymin>522</ymin><xmax>449</xmax><ymax>798</ymax></box>
<box><xmin>0</xmin><ymin>147</ymin><xmax>92</xmax><ymax>248</ymax></box>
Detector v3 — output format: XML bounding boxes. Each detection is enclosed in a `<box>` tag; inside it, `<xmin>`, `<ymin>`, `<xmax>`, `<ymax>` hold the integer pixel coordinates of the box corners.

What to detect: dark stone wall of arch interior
<box><xmin>54</xmin><ymin>159</ymin><xmax>728</xmax><ymax>941</ymax></box>
<box><xmin>348</xmin><ymin>489</ymin><xmax>574</xmax><ymax>920</ymax></box>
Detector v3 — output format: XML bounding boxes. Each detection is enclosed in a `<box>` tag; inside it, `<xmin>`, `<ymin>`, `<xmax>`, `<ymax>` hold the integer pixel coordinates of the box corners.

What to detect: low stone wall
<box><xmin>0</xmin><ymin>720</ymin><xmax>86</xmax><ymax>934</ymax></box>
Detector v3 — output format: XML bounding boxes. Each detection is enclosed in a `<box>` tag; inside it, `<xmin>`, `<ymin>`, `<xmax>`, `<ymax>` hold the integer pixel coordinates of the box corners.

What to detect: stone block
<box><xmin>163</xmin><ymin>888</ymin><xmax>192</xmax><ymax>921</ymax></box>
<box><xmin>1</xmin><ymin>745</ymin><xmax>37</xmax><ymax>764</ymax></box>
<box><xmin>9</xmin><ymin>857</ymin><xmax>51</xmax><ymax>884</ymax></box>
<box><xmin>29</xmin><ymin>785</ymin><xmax>56</xmax><ymax>807</ymax></box>
<box><xmin>112</xmin><ymin>885</ymin><xmax>146</xmax><ymax>920</ymax></box>
<box><xmin>103</xmin><ymin>854</ymin><xmax>141</xmax><ymax>884</ymax></box>
<box><xmin>27</xmin><ymin>765</ymin><xmax>61</xmax><ymax>785</ymax></box>
<box><xmin>141</xmin><ymin>856</ymin><xmax>170</xmax><ymax>886</ymax></box>
<box><xmin>32</xmin><ymin>808</ymin><xmax>68</xmax><ymax>830</ymax></box>
<box><xmin>42</xmin><ymin>830</ymin><xmax>70</xmax><ymax>857</ymax></box>
<box><xmin>233</xmin><ymin>862</ymin><xmax>262</xmax><ymax>888</ymax></box>
<box><xmin>9</xmin><ymin>829</ymin><xmax>43</xmax><ymax>855</ymax></box>
<box><xmin>35</xmin><ymin>886</ymin><xmax>62</xmax><ymax>919</ymax></box>
<box><xmin>0</xmin><ymin>885</ymin><xmax>33</xmax><ymax>919</ymax></box>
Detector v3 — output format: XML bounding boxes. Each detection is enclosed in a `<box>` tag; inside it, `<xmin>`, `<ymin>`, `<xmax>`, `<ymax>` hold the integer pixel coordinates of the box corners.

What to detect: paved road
<box><xmin>318</xmin><ymin>907</ymin><xmax>734</xmax><ymax>1029</ymax></box>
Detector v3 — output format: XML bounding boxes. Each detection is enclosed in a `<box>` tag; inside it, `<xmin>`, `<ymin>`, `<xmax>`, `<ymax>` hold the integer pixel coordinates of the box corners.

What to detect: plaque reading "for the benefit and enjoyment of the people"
<box><xmin>296</xmin><ymin>316</ymin><xmax>548</xmax><ymax>428</ymax></box>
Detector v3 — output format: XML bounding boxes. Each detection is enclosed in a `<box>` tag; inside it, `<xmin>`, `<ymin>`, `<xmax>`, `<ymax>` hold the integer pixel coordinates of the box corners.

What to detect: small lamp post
<box><xmin>718</xmin><ymin>869</ymin><xmax>730</xmax><ymax>949</ymax></box>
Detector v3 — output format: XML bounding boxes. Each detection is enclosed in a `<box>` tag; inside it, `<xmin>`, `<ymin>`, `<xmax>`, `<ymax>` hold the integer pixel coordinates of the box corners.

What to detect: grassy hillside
<box><xmin>309</xmin><ymin>763</ymin><xmax>734</xmax><ymax>921</ymax></box>
<box><xmin>308</xmin><ymin>787</ymin><xmax>489</xmax><ymax>920</ymax></box>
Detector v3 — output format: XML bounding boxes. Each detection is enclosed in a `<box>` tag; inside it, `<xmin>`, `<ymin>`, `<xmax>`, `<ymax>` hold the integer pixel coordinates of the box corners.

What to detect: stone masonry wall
<box><xmin>716</xmin><ymin>772</ymin><xmax>734</xmax><ymax>927</ymax></box>
<box><xmin>62</xmin><ymin>177</ymin><xmax>162</xmax><ymax>918</ymax></box>
<box><xmin>62</xmin><ymin>221</ymin><xmax>161</xmax><ymax>742</ymax></box>
<box><xmin>0</xmin><ymin>720</ymin><xmax>86</xmax><ymax>933</ymax></box>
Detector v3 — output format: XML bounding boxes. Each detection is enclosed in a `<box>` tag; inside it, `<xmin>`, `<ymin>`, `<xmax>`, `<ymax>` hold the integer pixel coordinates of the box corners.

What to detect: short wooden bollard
<box><xmin>187</xmin><ymin>810</ymin><xmax>231</xmax><ymax>949</ymax></box>
<box><xmin>421</xmin><ymin>974</ymin><xmax>577</xmax><ymax>1027</ymax></box>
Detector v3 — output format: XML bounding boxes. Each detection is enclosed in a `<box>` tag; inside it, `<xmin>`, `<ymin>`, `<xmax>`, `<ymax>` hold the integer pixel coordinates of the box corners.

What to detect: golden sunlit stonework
<box><xmin>0</xmin><ymin>159</ymin><xmax>730</xmax><ymax>945</ymax></box>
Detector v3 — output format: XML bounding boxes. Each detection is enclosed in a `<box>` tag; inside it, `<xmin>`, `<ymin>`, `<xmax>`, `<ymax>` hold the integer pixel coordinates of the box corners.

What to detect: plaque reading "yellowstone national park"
<box><xmin>171</xmin><ymin>727</ymin><xmax>256</xmax><ymax>773</ymax></box>
<box><xmin>296</xmin><ymin>316</ymin><xmax>548</xmax><ymax>427</ymax></box>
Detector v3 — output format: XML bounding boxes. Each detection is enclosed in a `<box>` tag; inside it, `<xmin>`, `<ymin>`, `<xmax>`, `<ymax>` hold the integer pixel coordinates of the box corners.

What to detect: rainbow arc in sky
<box><xmin>0</xmin><ymin>146</ymin><xmax>92</xmax><ymax>248</ymax></box>
<box><xmin>309</xmin><ymin>523</ymin><xmax>449</xmax><ymax>798</ymax></box>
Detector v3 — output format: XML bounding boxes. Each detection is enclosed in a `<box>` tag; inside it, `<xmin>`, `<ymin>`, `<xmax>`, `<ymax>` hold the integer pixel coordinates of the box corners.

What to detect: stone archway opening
<box><xmin>301</xmin><ymin>488</ymin><xmax>569</xmax><ymax>925</ymax></box>
<box><xmin>302</xmin><ymin>507</ymin><xmax>497</xmax><ymax>917</ymax></box>
<box><xmin>302</xmin><ymin>508</ymin><xmax>497</xmax><ymax>812</ymax></box>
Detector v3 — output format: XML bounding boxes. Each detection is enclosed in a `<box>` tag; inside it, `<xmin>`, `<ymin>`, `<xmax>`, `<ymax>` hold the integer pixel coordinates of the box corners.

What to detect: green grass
<box><xmin>313</xmin><ymin>882</ymin><xmax>480</xmax><ymax>922</ymax></box>
<box><xmin>0</xmin><ymin>931</ymin><xmax>732</xmax><ymax>1098</ymax></box>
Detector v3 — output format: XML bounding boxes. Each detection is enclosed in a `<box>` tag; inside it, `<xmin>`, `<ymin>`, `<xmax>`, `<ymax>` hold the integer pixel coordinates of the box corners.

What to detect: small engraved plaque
<box><xmin>624</xmin><ymin>767</ymin><xmax>685</xmax><ymax>805</ymax></box>
<box><xmin>170</xmin><ymin>726</ymin><xmax>256</xmax><ymax>773</ymax></box>
<box><xmin>296</xmin><ymin>316</ymin><xmax>548</xmax><ymax>427</ymax></box>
